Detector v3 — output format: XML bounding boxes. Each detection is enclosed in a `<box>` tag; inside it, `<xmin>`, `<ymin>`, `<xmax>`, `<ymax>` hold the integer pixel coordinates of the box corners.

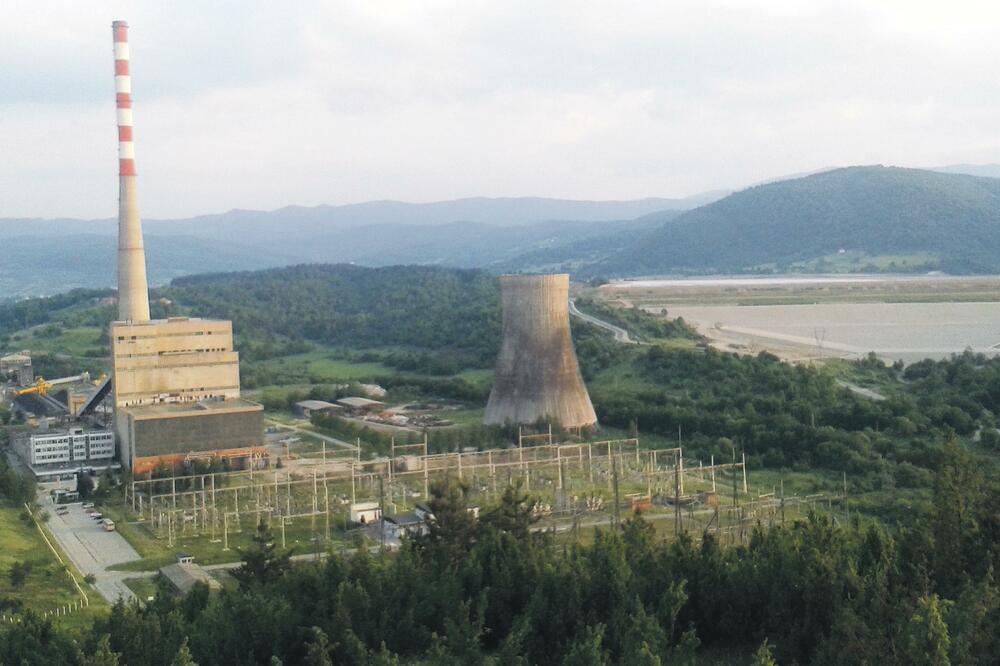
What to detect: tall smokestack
<box><xmin>484</xmin><ymin>274</ymin><xmax>597</xmax><ymax>429</ymax></box>
<box><xmin>112</xmin><ymin>20</ymin><xmax>150</xmax><ymax>322</ymax></box>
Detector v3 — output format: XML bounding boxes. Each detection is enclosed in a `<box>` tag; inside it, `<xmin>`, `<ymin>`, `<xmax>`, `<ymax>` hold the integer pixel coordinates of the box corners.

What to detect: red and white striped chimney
<box><xmin>113</xmin><ymin>20</ymin><xmax>151</xmax><ymax>322</ymax></box>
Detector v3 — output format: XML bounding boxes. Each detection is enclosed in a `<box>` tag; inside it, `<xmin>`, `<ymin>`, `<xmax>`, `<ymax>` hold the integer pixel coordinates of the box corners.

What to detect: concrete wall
<box><xmin>484</xmin><ymin>274</ymin><xmax>597</xmax><ymax>428</ymax></box>
<box><xmin>111</xmin><ymin>318</ymin><xmax>241</xmax><ymax>407</ymax></box>
<box><xmin>130</xmin><ymin>406</ymin><xmax>263</xmax><ymax>459</ymax></box>
<box><xmin>111</xmin><ymin>317</ymin><xmax>248</xmax><ymax>468</ymax></box>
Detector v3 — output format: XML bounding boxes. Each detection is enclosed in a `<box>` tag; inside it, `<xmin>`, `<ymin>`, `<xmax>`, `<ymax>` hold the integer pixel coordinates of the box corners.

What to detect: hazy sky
<box><xmin>2</xmin><ymin>1</ymin><xmax>999</xmax><ymax>219</ymax></box>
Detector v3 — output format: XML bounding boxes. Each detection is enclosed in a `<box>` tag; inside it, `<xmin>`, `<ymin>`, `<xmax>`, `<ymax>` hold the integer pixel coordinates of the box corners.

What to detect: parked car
<box><xmin>82</xmin><ymin>502</ymin><xmax>95</xmax><ymax>509</ymax></box>
<box><xmin>91</xmin><ymin>513</ymin><xmax>103</xmax><ymax>521</ymax></box>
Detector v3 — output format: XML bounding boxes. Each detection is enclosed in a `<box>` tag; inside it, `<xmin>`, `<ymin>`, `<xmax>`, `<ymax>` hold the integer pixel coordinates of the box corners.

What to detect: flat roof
<box><xmin>159</xmin><ymin>562</ymin><xmax>221</xmax><ymax>593</ymax></box>
<box><xmin>296</xmin><ymin>400</ymin><xmax>339</xmax><ymax>410</ymax></box>
<box><xmin>386</xmin><ymin>512</ymin><xmax>424</xmax><ymax>526</ymax></box>
<box><xmin>1</xmin><ymin>353</ymin><xmax>31</xmax><ymax>362</ymax></box>
<box><xmin>125</xmin><ymin>398</ymin><xmax>263</xmax><ymax>421</ymax></box>
<box><xmin>110</xmin><ymin>317</ymin><xmax>231</xmax><ymax>330</ymax></box>
<box><xmin>337</xmin><ymin>397</ymin><xmax>385</xmax><ymax>408</ymax></box>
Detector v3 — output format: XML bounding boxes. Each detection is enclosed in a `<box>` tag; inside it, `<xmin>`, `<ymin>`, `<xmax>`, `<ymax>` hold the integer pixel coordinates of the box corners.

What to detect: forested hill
<box><xmin>591</xmin><ymin>166</ymin><xmax>1000</xmax><ymax>276</ymax></box>
<box><xmin>163</xmin><ymin>264</ymin><xmax>502</xmax><ymax>362</ymax></box>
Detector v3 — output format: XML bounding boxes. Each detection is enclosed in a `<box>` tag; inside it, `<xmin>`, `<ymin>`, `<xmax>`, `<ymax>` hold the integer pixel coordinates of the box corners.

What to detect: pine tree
<box><xmin>750</xmin><ymin>639</ymin><xmax>777</xmax><ymax>666</ymax></box>
<box><xmin>169</xmin><ymin>640</ymin><xmax>198</xmax><ymax>666</ymax></box>
<box><xmin>231</xmin><ymin>519</ymin><xmax>292</xmax><ymax>589</ymax></box>
<box><xmin>303</xmin><ymin>627</ymin><xmax>333</xmax><ymax>666</ymax></box>
<box><xmin>561</xmin><ymin>625</ymin><xmax>609</xmax><ymax>666</ymax></box>
<box><xmin>482</xmin><ymin>480</ymin><xmax>536</xmax><ymax>540</ymax></box>
<box><xmin>903</xmin><ymin>595</ymin><xmax>952</xmax><ymax>666</ymax></box>
<box><xmin>419</xmin><ymin>476</ymin><xmax>477</xmax><ymax>566</ymax></box>
<box><xmin>80</xmin><ymin>635</ymin><xmax>120</xmax><ymax>666</ymax></box>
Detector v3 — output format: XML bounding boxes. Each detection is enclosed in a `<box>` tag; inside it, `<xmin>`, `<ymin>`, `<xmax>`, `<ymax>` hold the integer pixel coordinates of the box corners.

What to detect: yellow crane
<box><xmin>15</xmin><ymin>372</ymin><xmax>92</xmax><ymax>397</ymax></box>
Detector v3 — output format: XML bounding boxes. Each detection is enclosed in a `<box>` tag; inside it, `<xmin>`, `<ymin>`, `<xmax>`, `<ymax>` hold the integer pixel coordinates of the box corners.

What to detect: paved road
<box><xmin>835</xmin><ymin>379</ymin><xmax>887</xmax><ymax>401</ymax></box>
<box><xmin>568</xmin><ymin>299</ymin><xmax>636</xmax><ymax>344</ymax></box>
<box><xmin>38</xmin><ymin>491</ymin><xmax>143</xmax><ymax>603</ymax></box>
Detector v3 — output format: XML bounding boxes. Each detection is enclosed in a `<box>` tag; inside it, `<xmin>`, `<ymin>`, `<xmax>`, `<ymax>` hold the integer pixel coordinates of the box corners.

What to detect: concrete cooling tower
<box><xmin>484</xmin><ymin>274</ymin><xmax>597</xmax><ymax>428</ymax></box>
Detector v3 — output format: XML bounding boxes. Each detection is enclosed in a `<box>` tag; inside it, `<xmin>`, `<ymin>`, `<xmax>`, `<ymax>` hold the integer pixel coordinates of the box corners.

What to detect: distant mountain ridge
<box><xmin>0</xmin><ymin>193</ymin><xmax>722</xmax><ymax>240</ymax></box>
<box><xmin>0</xmin><ymin>194</ymin><xmax>724</xmax><ymax>297</ymax></box>
<box><xmin>7</xmin><ymin>168</ymin><xmax>1000</xmax><ymax>297</ymax></box>
<box><xmin>590</xmin><ymin>166</ymin><xmax>1000</xmax><ymax>277</ymax></box>
<box><xmin>929</xmin><ymin>164</ymin><xmax>1000</xmax><ymax>180</ymax></box>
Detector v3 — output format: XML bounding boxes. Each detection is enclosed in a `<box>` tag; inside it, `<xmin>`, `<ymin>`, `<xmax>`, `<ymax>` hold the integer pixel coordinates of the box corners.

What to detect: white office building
<box><xmin>20</xmin><ymin>427</ymin><xmax>115</xmax><ymax>466</ymax></box>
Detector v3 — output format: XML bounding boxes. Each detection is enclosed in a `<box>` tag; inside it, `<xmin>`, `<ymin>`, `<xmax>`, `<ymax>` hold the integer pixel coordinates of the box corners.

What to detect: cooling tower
<box><xmin>484</xmin><ymin>274</ymin><xmax>597</xmax><ymax>428</ymax></box>
<box><xmin>112</xmin><ymin>20</ymin><xmax>151</xmax><ymax>322</ymax></box>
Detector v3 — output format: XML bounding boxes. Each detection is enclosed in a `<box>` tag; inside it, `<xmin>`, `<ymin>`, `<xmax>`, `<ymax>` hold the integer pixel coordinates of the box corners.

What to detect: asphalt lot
<box><xmin>40</xmin><ymin>489</ymin><xmax>142</xmax><ymax>603</ymax></box>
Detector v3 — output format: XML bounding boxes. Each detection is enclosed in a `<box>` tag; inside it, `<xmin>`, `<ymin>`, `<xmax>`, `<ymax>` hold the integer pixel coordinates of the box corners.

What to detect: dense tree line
<box><xmin>0</xmin><ymin>457</ymin><xmax>35</xmax><ymax>505</ymax></box>
<box><xmin>164</xmin><ymin>265</ymin><xmax>502</xmax><ymax>364</ymax></box>
<box><xmin>3</xmin><ymin>446</ymin><xmax>999</xmax><ymax>664</ymax></box>
<box><xmin>0</xmin><ymin>289</ymin><xmax>114</xmax><ymax>339</ymax></box>
<box><xmin>310</xmin><ymin>412</ymin><xmax>400</xmax><ymax>457</ymax></box>
<box><xmin>592</xmin><ymin>347</ymin><xmax>1000</xmax><ymax>500</ymax></box>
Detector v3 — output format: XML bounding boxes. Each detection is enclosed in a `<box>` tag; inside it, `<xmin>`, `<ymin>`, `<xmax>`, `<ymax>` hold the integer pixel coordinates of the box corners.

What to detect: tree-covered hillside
<box><xmin>163</xmin><ymin>264</ymin><xmax>502</xmax><ymax>364</ymax></box>
<box><xmin>593</xmin><ymin>166</ymin><xmax>1000</xmax><ymax>276</ymax></box>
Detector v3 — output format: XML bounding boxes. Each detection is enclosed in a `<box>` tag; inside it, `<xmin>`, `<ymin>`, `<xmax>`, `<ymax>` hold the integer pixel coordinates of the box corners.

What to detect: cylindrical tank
<box><xmin>484</xmin><ymin>274</ymin><xmax>597</xmax><ymax>428</ymax></box>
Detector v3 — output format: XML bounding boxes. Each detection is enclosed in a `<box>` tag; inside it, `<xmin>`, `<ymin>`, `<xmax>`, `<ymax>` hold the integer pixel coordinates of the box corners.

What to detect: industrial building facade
<box><xmin>124</xmin><ymin>400</ymin><xmax>263</xmax><ymax>470</ymax></box>
<box><xmin>16</xmin><ymin>427</ymin><xmax>115</xmax><ymax>467</ymax></box>
<box><xmin>1</xmin><ymin>351</ymin><xmax>33</xmax><ymax>386</ymax></box>
<box><xmin>111</xmin><ymin>318</ymin><xmax>263</xmax><ymax>472</ymax></box>
<box><xmin>110</xmin><ymin>317</ymin><xmax>241</xmax><ymax>408</ymax></box>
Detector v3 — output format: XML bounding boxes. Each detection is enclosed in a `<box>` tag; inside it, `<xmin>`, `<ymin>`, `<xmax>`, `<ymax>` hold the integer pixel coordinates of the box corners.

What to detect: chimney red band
<box><xmin>115</xmin><ymin>60</ymin><xmax>129</xmax><ymax>76</ymax></box>
<box><xmin>119</xmin><ymin>159</ymin><xmax>136</xmax><ymax>176</ymax></box>
<box><xmin>113</xmin><ymin>24</ymin><xmax>128</xmax><ymax>43</ymax></box>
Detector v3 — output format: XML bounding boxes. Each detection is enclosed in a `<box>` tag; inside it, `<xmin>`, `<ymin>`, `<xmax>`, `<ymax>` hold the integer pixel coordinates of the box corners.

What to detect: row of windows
<box><xmin>34</xmin><ymin>449</ymin><xmax>115</xmax><ymax>463</ymax></box>
<box><xmin>35</xmin><ymin>453</ymin><xmax>70</xmax><ymax>462</ymax></box>
<box><xmin>115</xmin><ymin>329</ymin><xmax>222</xmax><ymax>342</ymax></box>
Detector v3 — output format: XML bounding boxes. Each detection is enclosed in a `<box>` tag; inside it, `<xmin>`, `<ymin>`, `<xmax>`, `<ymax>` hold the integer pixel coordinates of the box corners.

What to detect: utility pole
<box><xmin>732</xmin><ymin>445</ymin><xmax>739</xmax><ymax>545</ymax></box>
<box><xmin>612</xmin><ymin>455</ymin><xmax>621</xmax><ymax>529</ymax></box>
<box><xmin>843</xmin><ymin>471</ymin><xmax>849</xmax><ymax>524</ymax></box>
<box><xmin>378</xmin><ymin>476</ymin><xmax>386</xmax><ymax>553</ymax></box>
<box><xmin>674</xmin><ymin>455</ymin><xmax>681</xmax><ymax>535</ymax></box>
<box><xmin>324</xmin><ymin>481</ymin><xmax>330</xmax><ymax>544</ymax></box>
<box><xmin>780</xmin><ymin>478</ymin><xmax>785</xmax><ymax>526</ymax></box>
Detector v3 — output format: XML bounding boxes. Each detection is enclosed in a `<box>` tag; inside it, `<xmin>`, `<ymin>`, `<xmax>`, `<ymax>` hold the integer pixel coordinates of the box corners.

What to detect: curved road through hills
<box><xmin>568</xmin><ymin>299</ymin><xmax>636</xmax><ymax>344</ymax></box>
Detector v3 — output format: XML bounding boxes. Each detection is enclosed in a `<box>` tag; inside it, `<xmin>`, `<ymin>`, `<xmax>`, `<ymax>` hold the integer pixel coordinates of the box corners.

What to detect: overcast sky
<box><xmin>2</xmin><ymin>1</ymin><xmax>999</xmax><ymax>219</ymax></box>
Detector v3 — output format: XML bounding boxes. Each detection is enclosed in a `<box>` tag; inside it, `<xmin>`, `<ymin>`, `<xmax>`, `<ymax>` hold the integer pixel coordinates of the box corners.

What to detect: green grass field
<box><xmin>249</xmin><ymin>350</ymin><xmax>391</xmax><ymax>385</ymax></box>
<box><xmin>0</xmin><ymin>502</ymin><xmax>107</xmax><ymax>628</ymax></box>
<box><xmin>123</xmin><ymin>577</ymin><xmax>158</xmax><ymax>603</ymax></box>
<box><xmin>6</xmin><ymin>326</ymin><xmax>106</xmax><ymax>360</ymax></box>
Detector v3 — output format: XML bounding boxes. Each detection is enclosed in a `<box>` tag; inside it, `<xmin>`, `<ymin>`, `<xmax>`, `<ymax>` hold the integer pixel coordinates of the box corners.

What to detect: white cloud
<box><xmin>1</xmin><ymin>0</ymin><xmax>999</xmax><ymax>218</ymax></box>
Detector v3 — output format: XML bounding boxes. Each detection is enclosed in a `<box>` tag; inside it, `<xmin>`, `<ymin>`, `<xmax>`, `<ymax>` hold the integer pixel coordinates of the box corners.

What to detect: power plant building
<box><xmin>1</xmin><ymin>351</ymin><xmax>34</xmax><ymax>387</ymax></box>
<box><xmin>484</xmin><ymin>274</ymin><xmax>597</xmax><ymax>429</ymax></box>
<box><xmin>108</xmin><ymin>21</ymin><xmax>262</xmax><ymax>474</ymax></box>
